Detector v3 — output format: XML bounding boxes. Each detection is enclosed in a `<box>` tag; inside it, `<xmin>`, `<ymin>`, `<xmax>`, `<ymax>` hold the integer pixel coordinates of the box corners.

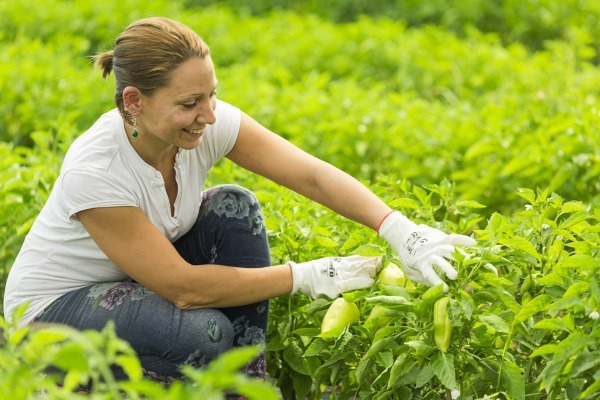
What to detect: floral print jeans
<box><xmin>34</xmin><ymin>185</ymin><xmax>271</xmax><ymax>385</ymax></box>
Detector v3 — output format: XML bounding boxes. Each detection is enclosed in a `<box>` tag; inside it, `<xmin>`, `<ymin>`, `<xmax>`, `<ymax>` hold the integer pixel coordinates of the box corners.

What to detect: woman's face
<box><xmin>138</xmin><ymin>56</ymin><xmax>218</xmax><ymax>150</ymax></box>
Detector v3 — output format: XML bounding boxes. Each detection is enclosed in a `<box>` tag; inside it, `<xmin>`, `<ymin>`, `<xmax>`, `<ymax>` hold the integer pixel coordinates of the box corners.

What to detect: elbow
<box><xmin>158</xmin><ymin>264</ymin><xmax>227</xmax><ymax>310</ymax></box>
<box><xmin>174</xmin><ymin>299</ymin><xmax>197</xmax><ymax>310</ymax></box>
<box><xmin>170</xmin><ymin>288</ymin><xmax>218</xmax><ymax>310</ymax></box>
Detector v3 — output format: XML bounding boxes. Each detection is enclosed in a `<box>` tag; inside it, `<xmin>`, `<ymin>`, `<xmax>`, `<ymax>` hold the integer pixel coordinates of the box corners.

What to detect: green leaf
<box><xmin>515</xmin><ymin>294</ymin><xmax>553</xmax><ymax>322</ymax></box>
<box><xmin>311</xmin><ymin>236</ymin><xmax>340</xmax><ymax>248</ymax></box>
<box><xmin>498</xmin><ymin>236</ymin><xmax>541</xmax><ymax>261</ymax></box>
<box><xmin>412</xmin><ymin>186</ymin><xmax>430</xmax><ymax>206</ymax></box>
<box><xmin>455</xmin><ymin>199</ymin><xmax>487</xmax><ymax>209</ymax></box>
<box><xmin>289</xmin><ymin>372</ymin><xmax>312</xmax><ymax>399</ymax></box>
<box><xmin>355</xmin><ymin>358</ymin><xmax>372</xmax><ymax>384</ymax></box>
<box><xmin>235</xmin><ymin>379</ymin><xmax>281</xmax><ymax>400</ymax></box>
<box><xmin>317</xmin><ymin>325</ymin><xmax>345</xmax><ymax>341</ymax></box>
<box><xmin>292</xmin><ymin>327</ymin><xmax>321</xmax><ymax>337</ymax></box>
<box><xmin>478</xmin><ymin>314</ymin><xmax>511</xmax><ymax>334</ymax></box>
<box><xmin>340</xmin><ymin>230</ymin><xmax>368</xmax><ymax>253</ymax></box>
<box><xmin>536</xmin><ymin>272</ymin><xmax>564</xmax><ymax>286</ymax></box>
<box><xmin>350</xmin><ymin>244</ymin><xmax>385</xmax><ymax>256</ymax></box>
<box><xmin>388</xmin><ymin>197</ymin><xmax>420</xmax><ymax>210</ymax></box>
<box><xmin>208</xmin><ymin>345</ymin><xmax>262</xmax><ymax>374</ymax></box>
<box><xmin>539</xmin><ymin>357</ymin><xmax>568</xmax><ymax>392</ymax></box>
<box><xmin>578</xmin><ymin>376</ymin><xmax>600</xmax><ymax>398</ymax></box>
<box><xmin>303</xmin><ymin>338</ymin><xmax>328</xmax><ymax>357</ymax></box>
<box><xmin>554</xmin><ymin>254</ymin><xmax>597</xmax><ymax>271</ymax></box>
<box><xmin>283</xmin><ymin>344</ymin><xmax>310</xmax><ymax>375</ymax></box>
<box><xmin>387</xmin><ymin>354</ymin><xmax>409</xmax><ymax>389</ymax></box>
<box><xmin>489</xmin><ymin>287</ymin><xmax>523</xmax><ymax>314</ymax></box>
<box><xmin>332</xmin><ymin>330</ymin><xmax>353</xmax><ymax>354</ymax></box>
<box><xmin>415</xmin><ymin>365</ymin><xmax>435</xmax><ymax>387</ymax></box>
<box><xmin>361</xmin><ymin>337</ymin><xmax>397</xmax><ymax>362</ymax></box>
<box><xmin>532</xmin><ymin>318</ymin><xmax>569</xmax><ymax>332</ymax></box>
<box><xmin>553</xmin><ymin>332</ymin><xmax>594</xmax><ymax>363</ymax></box>
<box><xmin>558</xmin><ymin>210</ymin><xmax>593</xmax><ymax>229</ymax></box>
<box><xmin>515</xmin><ymin>188</ymin><xmax>536</xmax><ymax>204</ymax></box>
<box><xmin>569</xmin><ymin>351</ymin><xmax>600</xmax><ymax>377</ymax></box>
<box><xmin>499</xmin><ymin>360</ymin><xmax>525</xmax><ymax>400</ymax></box>
<box><xmin>52</xmin><ymin>342</ymin><xmax>89</xmax><ymax>371</ymax></box>
<box><xmin>431</xmin><ymin>352</ymin><xmax>456</xmax><ymax>389</ymax></box>
<box><xmin>305</xmin><ymin>298</ymin><xmax>330</xmax><ymax>314</ymax></box>
<box><xmin>481</xmin><ymin>272</ymin><xmax>513</xmax><ymax>287</ymax></box>
<box><xmin>416</xmin><ymin>284</ymin><xmax>445</xmax><ymax>316</ymax></box>
<box><xmin>530</xmin><ymin>344</ymin><xmax>558</xmax><ymax>358</ymax></box>
<box><xmin>114</xmin><ymin>354</ymin><xmax>142</xmax><ymax>381</ymax></box>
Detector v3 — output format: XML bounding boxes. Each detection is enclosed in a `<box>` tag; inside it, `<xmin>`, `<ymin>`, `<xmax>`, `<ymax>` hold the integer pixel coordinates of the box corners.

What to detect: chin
<box><xmin>179</xmin><ymin>138</ymin><xmax>202</xmax><ymax>150</ymax></box>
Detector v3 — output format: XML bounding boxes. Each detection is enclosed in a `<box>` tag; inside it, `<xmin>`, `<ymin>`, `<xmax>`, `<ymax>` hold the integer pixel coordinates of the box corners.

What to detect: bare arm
<box><xmin>227</xmin><ymin>112</ymin><xmax>393</xmax><ymax>230</ymax></box>
<box><xmin>77</xmin><ymin>206</ymin><xmax>293</xmax><ymax>310</ymax></box>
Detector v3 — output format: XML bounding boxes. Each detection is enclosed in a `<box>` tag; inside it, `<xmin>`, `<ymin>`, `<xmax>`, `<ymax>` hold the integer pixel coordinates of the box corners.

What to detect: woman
<box><xmin>3</xmin><ymin>17</ymin><xmax>475</xmax><ymax>384</ymax></box>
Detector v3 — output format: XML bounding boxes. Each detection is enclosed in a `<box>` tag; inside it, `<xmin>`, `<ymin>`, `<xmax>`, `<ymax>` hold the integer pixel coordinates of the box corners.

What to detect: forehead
<box><xmin>164</xmin><ymin>56</ymin><xmax>216</xmax><ymax>97</ymax></box>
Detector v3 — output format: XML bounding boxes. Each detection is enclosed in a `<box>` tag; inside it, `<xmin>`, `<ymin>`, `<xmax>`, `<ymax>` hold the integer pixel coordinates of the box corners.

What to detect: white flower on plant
<box><xmin>589</xmin><ymin>310</ymin><xmax>599</xmax><ymax>320</ymax></box>
<box><xmin>541</xmin><ymin>224</ymin><xmax>550</xmax><ymax>230</ymax></box>
<box><xmin>525</xmin><ymin>204</ymin><xmax>533</xmax><ymax>210</ymax></box>
<box><xmin>451</xmin><ymin>388</ymin><xmax>460</xmax><ymax>399</ymax></box>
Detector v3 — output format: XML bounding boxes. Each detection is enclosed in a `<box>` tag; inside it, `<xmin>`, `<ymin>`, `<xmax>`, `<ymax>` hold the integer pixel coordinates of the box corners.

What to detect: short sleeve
<box><xmin>60</xmin><ymin>168</ymin><xmax>138</xmax><ymax>220</ymax></box>
<box><xmin>213</xmin><ymin>100</ymin><xmax>241</xmax><ymax>157</ymax></box>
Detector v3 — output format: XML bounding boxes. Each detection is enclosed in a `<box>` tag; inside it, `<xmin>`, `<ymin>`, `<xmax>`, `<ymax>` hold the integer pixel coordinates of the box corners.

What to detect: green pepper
<box><xmin>321</xmin><ymin>297</ymin><xmax>360</xmax><ymax>334</ymax></box>
<box><xmin>378</xmin><ymin>262</ymin><xmax>406</xmax><ymax>287</ymax></box>
<box><xmin>433</xmin><ymin>297</ymin><xmax>452</xmax><ymax>352</ymax></box>
<box><xmin>365</xmin><ymin>304</ymin><xmax>395</xmax><ymax>328</ymax></box>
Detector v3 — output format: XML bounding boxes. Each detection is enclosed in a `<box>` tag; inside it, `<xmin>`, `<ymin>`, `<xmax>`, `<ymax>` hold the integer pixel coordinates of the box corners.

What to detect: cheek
<box><xmin>168</xmin><ymin>110</ymin><xmax>192</xmax><ymax>128</ymax></box>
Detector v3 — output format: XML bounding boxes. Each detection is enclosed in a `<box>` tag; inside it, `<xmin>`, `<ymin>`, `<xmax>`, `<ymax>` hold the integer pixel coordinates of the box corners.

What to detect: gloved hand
<box><xmin>378</xmin><ymin>211</ymin><xmax>476</xmax><ymax>291</ymax></box>
<box><xmin>289</xmin><ymin>255</ymin><xmax>382</xmax><ymax>298</ymax></box>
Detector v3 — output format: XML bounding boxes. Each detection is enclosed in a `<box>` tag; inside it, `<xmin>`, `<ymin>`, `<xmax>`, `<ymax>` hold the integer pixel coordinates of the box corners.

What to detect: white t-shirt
<box><xmin>4</xmin><ymin>100</ymin><xmax>241</xmax><ymax>327</ymax></box>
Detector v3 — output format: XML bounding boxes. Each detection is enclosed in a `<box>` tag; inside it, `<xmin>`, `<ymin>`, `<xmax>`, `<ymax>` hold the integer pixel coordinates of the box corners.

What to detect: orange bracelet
<box><xmin>376</xmin><ymin>211</ymin><xmax>396</xmax><ymax>234</ymax></box>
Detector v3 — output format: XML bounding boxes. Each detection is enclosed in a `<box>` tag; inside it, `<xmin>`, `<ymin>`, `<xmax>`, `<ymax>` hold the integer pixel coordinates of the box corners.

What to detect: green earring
<box><xmin>132</xmin><ymin>116</ymin><xmax>139</xmax><ymax>138</ymax></box>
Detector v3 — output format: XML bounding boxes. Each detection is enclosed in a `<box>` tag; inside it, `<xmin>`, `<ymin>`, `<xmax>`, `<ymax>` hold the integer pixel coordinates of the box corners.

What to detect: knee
<box><xmin>202</xmin><ymin>185</ymin><xmax>266</xmax><ymax>234</ymax></box>
<box><xmin>205</xmin><ymin>185</ymin><xmax>260</xmax><ymax>215</ymax></box>
<box><xmin>178</xmin><ymin>309</ymin><xmax>234</xmax><ymax>367</ymax></box>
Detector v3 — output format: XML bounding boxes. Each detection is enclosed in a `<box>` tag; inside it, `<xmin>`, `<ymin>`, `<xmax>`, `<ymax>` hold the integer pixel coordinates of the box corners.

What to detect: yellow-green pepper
<box><xmin>433</xmin><ymin>297</ymin><xmax>452</xmax><ymax>352</ymax></box>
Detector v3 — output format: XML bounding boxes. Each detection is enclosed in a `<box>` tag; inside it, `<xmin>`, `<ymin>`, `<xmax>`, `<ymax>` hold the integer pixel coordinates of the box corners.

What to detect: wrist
<box><xmin>378</xmin><ymin>211</ymin><xmax>414</xmax><ymax>235</ymax></box>
<box><xmin>376</xmin><ymin>210</ymin><xmax>396</xmax><ymax>234</ymax></box>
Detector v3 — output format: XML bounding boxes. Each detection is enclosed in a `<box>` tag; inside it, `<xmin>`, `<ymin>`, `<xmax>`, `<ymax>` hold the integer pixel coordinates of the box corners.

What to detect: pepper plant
<box><xmin>264</xmin><ymin>181</ymin><xmax>600</xmax><ymax>400</ymax></box>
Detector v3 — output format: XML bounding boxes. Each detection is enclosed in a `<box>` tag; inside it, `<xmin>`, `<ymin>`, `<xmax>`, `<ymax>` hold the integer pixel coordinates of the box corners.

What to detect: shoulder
<box><xmin>195</xmin><ymin>100</ymin><xmax>241</xmax><ymax>157</ymax></box>
<box><xmin>62</xmin><ymin>109</ymin><xmax>124</xmax><ymax>172</ymax></box>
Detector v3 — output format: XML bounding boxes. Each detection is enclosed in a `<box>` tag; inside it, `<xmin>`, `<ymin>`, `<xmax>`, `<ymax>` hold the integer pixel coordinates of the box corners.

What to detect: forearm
<box><xmin>299</xmin><ymin>159</ymin><xmax>392</xmax><ymax>231</ymax></box>
<box><xmin>172</xmin><ymin>263</ymin><xmax>293</xmax><ymax>310</ymax></box>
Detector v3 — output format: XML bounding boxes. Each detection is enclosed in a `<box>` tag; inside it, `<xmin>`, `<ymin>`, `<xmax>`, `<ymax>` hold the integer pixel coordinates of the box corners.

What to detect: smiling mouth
<box><xmin>182</xmin><ymin>128</ymin><xmax>205</xmax><ymax>136</ymax></box>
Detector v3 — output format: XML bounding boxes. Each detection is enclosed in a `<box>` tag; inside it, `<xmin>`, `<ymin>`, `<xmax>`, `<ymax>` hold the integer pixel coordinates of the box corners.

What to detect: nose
<box><xmin>197</xmin><ymin>99</ymin><xmax>217</xmax><ymax>125</ymax></box>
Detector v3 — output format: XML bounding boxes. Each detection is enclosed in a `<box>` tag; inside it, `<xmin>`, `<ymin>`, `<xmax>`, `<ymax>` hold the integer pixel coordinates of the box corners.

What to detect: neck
<box><xmin>124</xmin><ymin>122</ymin><xmax>178</xmax><ymax>170</ymax></box>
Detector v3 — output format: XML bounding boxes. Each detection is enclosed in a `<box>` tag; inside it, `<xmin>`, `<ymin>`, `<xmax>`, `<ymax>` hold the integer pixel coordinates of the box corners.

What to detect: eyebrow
<box><xmin>183</xmin><ymin>81</ymin><xmax>219</xmax><ymax>98</ymax></box>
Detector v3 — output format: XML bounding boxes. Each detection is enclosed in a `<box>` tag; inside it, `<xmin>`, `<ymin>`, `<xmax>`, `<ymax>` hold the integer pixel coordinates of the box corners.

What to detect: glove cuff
<box><xmin>376</xmin><ymin>210</ymin><xmax>396</xmax><ymax>233</ymax></box>
<box><xmin>378</xmin><ymin>211</ymin><xmax>413</xmax><ymax>240</ymax></box>
<box><xmin>288</xmin><ymin>261</ymin><xmax>302</xmax><ymax>295</ymax></box>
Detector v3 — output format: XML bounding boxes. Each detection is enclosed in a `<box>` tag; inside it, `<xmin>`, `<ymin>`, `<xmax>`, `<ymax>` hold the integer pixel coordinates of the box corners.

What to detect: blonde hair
<box><xmin>93</xmin><ymin>17</ymin><xmax>210</xmax><ymax>124</ymax></box>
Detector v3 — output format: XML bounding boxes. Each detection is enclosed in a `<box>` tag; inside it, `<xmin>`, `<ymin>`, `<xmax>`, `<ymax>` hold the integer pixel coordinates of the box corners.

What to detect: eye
<box><xmin>182</xmin><ymin>102</ymin><xmax>196</xmax><ymax>109</ymax></box>
<box><xmin>210</xmin><ymin>90</ymin><xmax>218</xmax><ymax>98</ymax></box>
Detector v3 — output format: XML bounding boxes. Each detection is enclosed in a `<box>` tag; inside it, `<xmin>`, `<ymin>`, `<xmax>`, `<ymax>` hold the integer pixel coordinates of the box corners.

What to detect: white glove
<box><xmin>378</xmin><ymin>211</ymin><xmax>476</xmax><ymax>291</ymax></box>
<box><xmin>288</xmin><ymin>255</ymin><xmax>382</xmax><ymax>298</ymax></box>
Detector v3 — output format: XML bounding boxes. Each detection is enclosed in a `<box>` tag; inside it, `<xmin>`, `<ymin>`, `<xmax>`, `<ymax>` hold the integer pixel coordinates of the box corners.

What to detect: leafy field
<box><xmin>1</xmin><ymin>1</ymin><xmax>599</xmax><ymax>399</ymax></box>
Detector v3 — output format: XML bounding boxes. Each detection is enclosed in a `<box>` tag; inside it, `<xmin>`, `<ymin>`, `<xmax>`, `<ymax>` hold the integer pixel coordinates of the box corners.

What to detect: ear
<box><xmin>123</xmin><ymin>86</ymin><xmax>142</xmax><ymax>116</ymax></box>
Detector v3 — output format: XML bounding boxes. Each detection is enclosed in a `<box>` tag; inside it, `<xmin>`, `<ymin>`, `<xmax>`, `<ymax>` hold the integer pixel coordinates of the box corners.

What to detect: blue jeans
<box><xmin>34</xmin><ymin>185</ymin><xmax>271</xmax><ymax>384</ymax></box>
